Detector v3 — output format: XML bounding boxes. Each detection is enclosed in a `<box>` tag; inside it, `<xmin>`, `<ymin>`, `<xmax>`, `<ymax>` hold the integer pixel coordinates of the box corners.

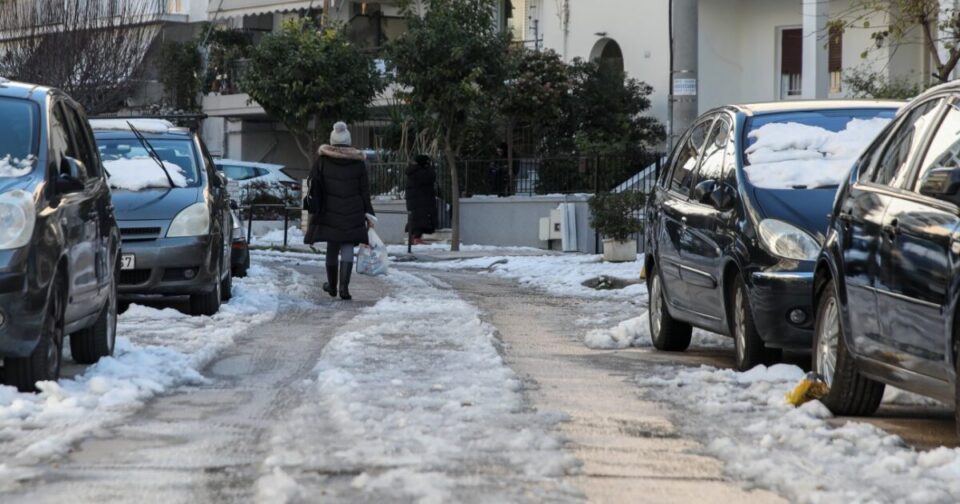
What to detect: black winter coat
<box><xmin>304</xmin><ymin>145</ymin><xmax>375</xmax><ymax>245</ymax></box>
<box><xmin>405</xmin><ymin>156</ymin><xmax>437</xmax><ymax>235</ymax></box>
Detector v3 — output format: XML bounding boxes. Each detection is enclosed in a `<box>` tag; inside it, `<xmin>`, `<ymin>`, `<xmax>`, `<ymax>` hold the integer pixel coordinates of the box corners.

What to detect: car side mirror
<box><xmin>710</xmin><ymin>184</ymin><xmax>736</xmax><ymax>211</ymax></box>
<box><xmin>692</xmin><ymin>179</ymin><xmax>718</xmax><ymax>205</ymax></box>
<box><xmin>56</xmin><ymin>157</ymin><xmax>87</xmax><ymax>194</ymax></box>
<box><xmin>919</xmin><ymin>167</ymin><xmax>960</xmax><ymax>204</ymax></box>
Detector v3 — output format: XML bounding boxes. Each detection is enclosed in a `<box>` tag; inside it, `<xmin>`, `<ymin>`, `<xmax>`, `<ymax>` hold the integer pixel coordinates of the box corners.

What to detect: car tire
<box><xmin>221</xmin><ymin>264</ymin><xmax>233</xmax><ymax>302</ymax></box>
<box><xmin>190</xmin><ymin>263</ymin><xmax>222</xmax><ymax>316</ymax></box>
<box><xmin>5</xmin><ymin>274</ymin><xmax>65</xmax><ymax>392</ymax></box>
<box><xmin>233</xmin><ymin>264</ymin><xmax>248</xmax><ymax>279</ymax></box>
<box><xmin>71</xmin><ymin>265</ymin><xmax>118</xmax><ymax>365</ymax></box>
<box><xmin>648</xmin><ymin>264</ymin><xmax>692</xmax><ymax>351</ymax></box>
<box><xmin>813</xmin><ymin>278</ymin><xmax>884</xmax><ymax>416</ymax></box>
<box><xmin>731</xmin><ymin>275</ymin><xmax>767</xmax><ymax>371</ymax></box>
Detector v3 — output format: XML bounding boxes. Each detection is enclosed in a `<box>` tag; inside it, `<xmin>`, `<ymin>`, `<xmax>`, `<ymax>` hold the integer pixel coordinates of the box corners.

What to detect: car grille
<box><xmin>119</xmin><ymin>269</ymin><xmax>151</xmax><ymax>285</ymax></box>
<box><xmin>120</xmin><ymin>227</ymin><xmax>162</xmax><ymax>242</ymax></box>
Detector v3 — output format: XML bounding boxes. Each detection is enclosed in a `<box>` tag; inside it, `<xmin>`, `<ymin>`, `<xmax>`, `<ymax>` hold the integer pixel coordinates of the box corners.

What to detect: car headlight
<box><xmin>757</xmin><ymin>219</ymin><xmax>820</xmax><ymax>261</ymax></box>
<box><xmin>167</xmin><ymin>202</ymin><xmax>210</xmax><ymax>237</ymax></box>
<box><xmin>0</xmin><ymin>190</ymin><xmax>36</xmax><ymax>250</ymax></box>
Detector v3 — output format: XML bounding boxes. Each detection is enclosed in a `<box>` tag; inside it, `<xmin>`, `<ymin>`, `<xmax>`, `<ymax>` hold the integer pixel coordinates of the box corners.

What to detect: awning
<box><xmin>208</xmin><ymin>0</ymin><xmax>318</xmax><ymax>19</ymax></box>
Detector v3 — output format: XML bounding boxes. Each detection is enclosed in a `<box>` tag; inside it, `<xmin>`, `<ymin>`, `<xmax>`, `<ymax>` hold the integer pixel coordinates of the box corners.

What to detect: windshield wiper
<box><xmin>127</xmin><ymin>121</ymin><xmax>175</xmax><ymax>188</ymax></box>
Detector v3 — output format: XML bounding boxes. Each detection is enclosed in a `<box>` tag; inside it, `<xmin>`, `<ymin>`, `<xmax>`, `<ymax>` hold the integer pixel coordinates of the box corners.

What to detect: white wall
<box><xmin>533</xmin><ymin>0</ymin><xmax>672</xmax><ymax>125</ymax></box>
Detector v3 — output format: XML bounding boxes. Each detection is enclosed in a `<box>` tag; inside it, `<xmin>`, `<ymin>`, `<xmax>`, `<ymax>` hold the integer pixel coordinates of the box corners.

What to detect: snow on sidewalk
<box><xmin>403</xmin><ymin>253</ymin><xmax>647</xmax><ymax>301</ymax></box>
<box><xmin>257</xmin><ymin>270</ymin><xmax>580</xmax><ymax>503</ymax></box>
<box><xmin>638</xmin><ymin>364</ymin><xmax>960</xmax><ymax>504</ymax></box>
<box><xmin>0</xmin><ymin>253</ymin><xmax>294</xmax><ymax>490</ymax></box>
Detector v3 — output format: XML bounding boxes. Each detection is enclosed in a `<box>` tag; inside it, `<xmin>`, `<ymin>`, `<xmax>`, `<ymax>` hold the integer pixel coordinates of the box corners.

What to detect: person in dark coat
<box><xmin>405</xmin><ymin>155</ymin><xmax>437</xmax><ymax>245</ymax></box>
<box><xmin>303</xmin><ymin>122</ymin><xmax>375</xmax><ymax>300</ymax></box>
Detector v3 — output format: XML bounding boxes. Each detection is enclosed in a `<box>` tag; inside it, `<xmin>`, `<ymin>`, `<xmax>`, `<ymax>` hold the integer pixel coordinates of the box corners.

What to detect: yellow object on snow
<box><xmin>785</xmin><ymin>372</ymin><xmax>830</xmax><ymax>407</ymax></box>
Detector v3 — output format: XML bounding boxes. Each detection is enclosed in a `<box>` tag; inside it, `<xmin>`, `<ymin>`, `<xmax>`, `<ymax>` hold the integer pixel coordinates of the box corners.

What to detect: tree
<box><xmin>243</xmin><ymin>18</ymin><xmax>382</xmax><ymax>163</ymax></box>
<box><xmin>0</xmin><ymin>0</ymin><xmax>161</xmax><ymax>114</ymax></box>
<box><xmin>157</xmin><ymin>40</ymin><xmax>202</xmax><ymax>111</ymax></box>
<box><xmin>830</xmin><ymin>0</ymin><xmax>960</xmax><ymax>85</ymax></box>
<box><xmin>389</xmin><ymin>0</ymin><xmax>511</xmax><ymax>251</ymax></box>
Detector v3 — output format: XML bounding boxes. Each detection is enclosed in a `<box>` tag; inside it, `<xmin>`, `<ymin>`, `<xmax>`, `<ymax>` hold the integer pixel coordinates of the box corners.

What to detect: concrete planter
<box><xmin>602</xmin><ymin>239</ymin><xmax>637</xmax><ymax>262</ymax></box>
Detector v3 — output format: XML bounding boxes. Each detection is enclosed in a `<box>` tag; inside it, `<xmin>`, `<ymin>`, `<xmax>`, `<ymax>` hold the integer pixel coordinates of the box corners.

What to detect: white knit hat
<box><xmin>330</xmin><ymin>121</ymin><xmax>352</xmax><ymax>146</ymax></box>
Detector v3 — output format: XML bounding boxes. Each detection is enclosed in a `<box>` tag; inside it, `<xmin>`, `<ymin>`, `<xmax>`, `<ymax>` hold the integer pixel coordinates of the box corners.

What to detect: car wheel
<box><xmin>813</xmin><ymin>278</ymin><xmax>884</xmax><ymax>416</ymax></box>
<box><xmin>648</xmin><ymin>264</ymin><xmax>692</xmax><ymax>351</ymax></box>
<box><xmin>5</xmin><ymin>274</ymin><xmax>65</xmax><ymax>392</ymax></box>
<box><xmin>731</xmin><ymin>275</ymin><xmax>766</xmax><ymax>371</ymax></box>
<box><xmin>71</xmin><ymin>264</ymin><xmax>118</xmax><ymax>364</ymax></box>
<box><xmin>221</xmin><ymin>263</ymin><xmax>233</xmax><ymax>302</ymax></box>
<box><xmin>190</xmin><ymin>262</ymin><xmax>222</xmax><ymax>316</ymax></box>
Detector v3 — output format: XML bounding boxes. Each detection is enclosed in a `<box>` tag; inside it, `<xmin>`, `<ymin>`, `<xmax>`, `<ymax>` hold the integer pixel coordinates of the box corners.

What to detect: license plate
<box><xmin>120</xmin><ymin>254</ymin><xmax>136</xmax><ymax>270</ymax></box>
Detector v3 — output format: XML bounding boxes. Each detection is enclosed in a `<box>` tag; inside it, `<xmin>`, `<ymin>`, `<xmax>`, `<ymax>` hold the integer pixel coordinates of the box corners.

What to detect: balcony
<box><xmin>208</xmin><ymin>0</ymin><xmax>318</xmax><ymax>18</ymax></box>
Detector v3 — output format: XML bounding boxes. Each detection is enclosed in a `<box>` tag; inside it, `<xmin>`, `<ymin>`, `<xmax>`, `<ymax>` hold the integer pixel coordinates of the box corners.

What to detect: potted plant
<box><xmin>589</xmin><ymin>191</ymin><xmax>645</xmax><ymax>262</ymax></box>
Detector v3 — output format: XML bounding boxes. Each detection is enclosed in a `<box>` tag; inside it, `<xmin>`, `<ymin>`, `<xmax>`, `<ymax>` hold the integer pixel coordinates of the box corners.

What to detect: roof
<box><xmin>213</xmin><ymin>158</ymin><xmax>285</xmax><ymax>170</ymax></box>
<box><xmin>731</xmin><ymin>100</ymin><xmax>904</xmax><ymax>116</ymax></box>
<box><xmin>0</xmin><ymin>78</ymin><xmax>52</xmax><ymax>101</ymax></box>
<box><xmin>90</xmin><ymin>118</ymin><xmax>191</xmax><ymax>136</ymax></box>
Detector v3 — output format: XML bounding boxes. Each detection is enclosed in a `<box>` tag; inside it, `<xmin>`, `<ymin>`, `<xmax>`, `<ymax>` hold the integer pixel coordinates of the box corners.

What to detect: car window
<box><xmin>0</xmin><ymin>98</ymin><xmax>39</xmax><ymax>178</ymax></box>
<box><xmin>224</xmin><ymin>165</ymin><xmax>257</xmax><ymax>180</ymax></box>
<box><xmin>62</xmin><ymin>103</ymin><xmax>100</xmax><ymax>179</ymax></box>
<box><xmin>96</xmin><ymin>137</ymin><xmax>201</xmax><ymax>190</ymax></box>
<box><xmin>670</xmin><ymin>117</ymin><xmax>714</xmax><ymax>196</ymax></box>
<box><xmin>872</xmin><ymin>99</ymin><xmax>941</xmax><ymax>187</ymax></box>
<box><xmin>914</xmin><ymin>101</ymin><xmax>960</xmax><ymax>195</ymax></box>
<box><xmin>50</xmin><ymin>104</ymin><xmax>77</xmax><ymax>178</ymax></box>
<box><xmin>694</xmin><ymin>118</ymin><xmax>731</xmax><ymax>187</ymax></box>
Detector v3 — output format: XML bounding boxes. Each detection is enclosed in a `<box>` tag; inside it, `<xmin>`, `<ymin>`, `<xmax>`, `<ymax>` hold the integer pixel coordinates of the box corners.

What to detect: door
<box><xmin>676</xmin><ymin>115</ymin><xmax>734</xmax><ymax>322</ymax></box>
<box><xmin>877</xmin><ymin>99</ymin><xmax>960</xmax><ymax>379</ymax></box>
<box><xmin>198</xmin><ymin>137</ymin><xmax>231</xmax><ymax>276</ymax></box>
<box><xmin>52</xmin><ymin>101</ymin><xmax>100</xmax><ymax>320</ymax></box>
<box><xmin>657</xmin><ymin>116</ymin><xmax>714</xmax><ymax>312</ymax></box>
<box><xmin>859</xmin><ymin>98</ymin><xmax>943</xmax><ymax>364</ymax></box>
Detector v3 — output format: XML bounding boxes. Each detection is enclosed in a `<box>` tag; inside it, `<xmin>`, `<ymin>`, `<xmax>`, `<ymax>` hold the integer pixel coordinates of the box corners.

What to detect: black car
<box><xmin>813</xmin><ymin>83</ymin><xmax>960</xmax><ymax>425</ymax></box>
<box><xmin>646</xmin><ymin>101</ymin><xmax>900</xmax><ymax>370</ymax></box>
<box><xmin>0</xmin><ymin>79</ymin><xmax>121</xmax><ymax>391</ymax></box>
<box><xmin>91</xmin><ymin>119</ymin><xmax>233</xmax><ymax>316</ymax></box>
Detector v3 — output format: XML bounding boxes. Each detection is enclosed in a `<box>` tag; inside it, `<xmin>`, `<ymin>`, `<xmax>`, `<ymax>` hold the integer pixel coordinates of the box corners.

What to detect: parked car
<box><xmin>812</xmin><ymin>83</ymin><xmax>960</xmax><ymax>426</ymax></box>
<box><xmin>214</xmin><ymin>159</ymin><xmax>301</xmax><ymax>195</ymax></box>
<box><xmin>230</xmin><ymin>203</ymin><xmax>250</xmax><ymax>278</ymax></box>
<box><xmin>91</xmin><ymin>119</ymin><xmax>233</xmax><ymax>316</ymax></box>
<box><xmin>646</xmin><ymin>101</ymin><xmax>901</xmax><ymax>370</ymax></box>
<box><xmin>0</xmin><ymin>80</ymin><xmax>121</xmax><ymax>391</ymax></box>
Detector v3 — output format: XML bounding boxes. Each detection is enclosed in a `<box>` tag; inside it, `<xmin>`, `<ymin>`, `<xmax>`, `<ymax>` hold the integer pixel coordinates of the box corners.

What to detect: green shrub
<box><xmin>589</xmin><ymin>191</ymin><xmax>646</xmax><ymax>242</ymax></box>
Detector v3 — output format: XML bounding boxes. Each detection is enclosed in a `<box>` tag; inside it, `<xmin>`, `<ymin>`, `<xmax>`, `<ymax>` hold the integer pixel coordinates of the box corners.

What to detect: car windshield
<box><xmin>0</xmin><ymin>98</ymin><xmax>39</xmax><ymax>178</ymax></box>
<box><xmin>97</xmin><ymin>137</ymin><xmax>201</xmax><ymax>191</ymax></box>
<box><xmin>743</xmin><ymin>108</ymin><xmax>897</xmax><ymax>189</ymax></box>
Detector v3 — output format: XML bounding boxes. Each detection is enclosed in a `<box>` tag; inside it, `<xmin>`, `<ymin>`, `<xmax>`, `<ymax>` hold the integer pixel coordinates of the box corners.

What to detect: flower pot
<box><xmin>602</xmin><ymin>239</ymin><xmax>637</xmax><ymax>262</ymax></box>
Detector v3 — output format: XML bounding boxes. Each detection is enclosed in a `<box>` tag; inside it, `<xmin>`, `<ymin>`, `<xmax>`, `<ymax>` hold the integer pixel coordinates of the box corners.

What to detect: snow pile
<box><xmin>0</xmin><ymin>256</ymin><xmax>289</xmax><ymax>489</ymax></box>
<box><xmin>584</xmin><ymin>314</ymin><xmax>649</xmax><ymax>349</ymax></box>
<box><xmin>258</xmin><ymin>271</ymin><xmax>578</xmax><ymax>502</ymax></box>
<box><xmin>405</xmin><ymin>253</ymin><xmax>646</xmax><ymax>300</ymax></box>
<box><xmin>89</xmin><ymin>119</ymin><xmax>174</xmax><ymax>134</ymax></box>
<box><xmin>388</xmin><ymin>243</ymin><xmax>545</xmax><ymax>254</ymax></box>
<box><xmin>253</xmin><ymin>226</ymin><xmax>305</xmax><ymax>246</ymax></box>
<box><xmin>0</xmin><ymin>155</ymin><xmax>34</xmax><ymax>178</ymax></box>
<box><xmin>745</xmin><ymin>118</ymin><xmax>891</xmax><ymax>189</ymax></box>
<box><xmin>105</xmin><ymin>157</ymin><xmax>188</xmax><ymax>191</ymax></box>
<box><xmin>638</xmin><ymin>363</ymin><xmax>960</xmax><ymax>503</ymax></box>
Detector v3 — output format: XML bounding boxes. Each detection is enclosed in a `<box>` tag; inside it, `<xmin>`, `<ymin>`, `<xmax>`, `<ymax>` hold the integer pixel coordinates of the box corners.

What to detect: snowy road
<box><xmin>2</xmin><ymin>249</ymin><xmax>960</xmax><ymax>503</ymax></box>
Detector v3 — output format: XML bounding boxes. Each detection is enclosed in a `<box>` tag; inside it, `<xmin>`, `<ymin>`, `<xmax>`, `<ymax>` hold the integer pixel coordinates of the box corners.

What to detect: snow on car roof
<box><xmin>89</xmin><ymin>118</ymin><xmax>187</xmax><ymax>135</ymax></box>
<box><xmin>734</xmin><ymin>100</ymin><xmax>904</xmax><ymax>116</ymax></box>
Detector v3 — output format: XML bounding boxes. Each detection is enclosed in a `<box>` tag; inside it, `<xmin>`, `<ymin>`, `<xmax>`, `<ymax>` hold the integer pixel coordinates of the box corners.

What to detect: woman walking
<box><xmin>304</xmin><ymin>122</ymin><xmax>375</xmax><ymax>300</ymax></box>
<box><xmin>405</xmin><ymin>154</ymin><xmax>437</xmax><ymax>245</ymax></box>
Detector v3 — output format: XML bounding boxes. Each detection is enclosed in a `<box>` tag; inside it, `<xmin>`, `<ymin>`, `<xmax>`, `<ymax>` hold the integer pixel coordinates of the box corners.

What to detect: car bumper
<box><xmin>231</xmin><ymin>238</ymin><xmax>249</xmax><ymax>270</ymax></box>
<box><xmin>748</xmin><ymin>270</ymin><xmax>815</xmax><ymax>351</ymax></box>
<box><xmin>119</xmin><ymin>236</ymin><xmax>219</xmax><ymax>296</ymax></box>
<box><xmin>0</xmin><ymin>271</ymin><xmax>45</xmax><ymax>357</ymax></box>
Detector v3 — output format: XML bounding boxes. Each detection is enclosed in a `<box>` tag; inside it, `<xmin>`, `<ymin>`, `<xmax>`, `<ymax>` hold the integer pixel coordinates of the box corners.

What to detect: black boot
<box><xmin>339</xmin><ymin>262</ymin><xmax>353</xmax><ymax>300</ymax></box>
<box><xmin>322</xmin><ymin>262</ymin><xmax>338</xmax><ymax>297</ymax></box>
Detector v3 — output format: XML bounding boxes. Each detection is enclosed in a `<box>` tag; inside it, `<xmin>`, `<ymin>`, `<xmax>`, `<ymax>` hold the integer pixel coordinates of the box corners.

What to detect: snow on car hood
<box><xmin>744</xmin><ymin>118</ymin><xmax>891</xmax><ymax>189</ymax></box>
<box><xmin>105</xmin><ymin>157</ymin><xmax>188</xmax><ymax>191</ymax></box>
<box><xmin>0</xmin><ymin>154</ymin><xmax>35</xmax><ymax>178</ymax></box>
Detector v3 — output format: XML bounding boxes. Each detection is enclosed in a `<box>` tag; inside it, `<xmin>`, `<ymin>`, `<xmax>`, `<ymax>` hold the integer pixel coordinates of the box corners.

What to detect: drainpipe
<box><xmin>670</xmin><ymin>0</ymin><xmax>698</xmax><ymax>149</ymax></box>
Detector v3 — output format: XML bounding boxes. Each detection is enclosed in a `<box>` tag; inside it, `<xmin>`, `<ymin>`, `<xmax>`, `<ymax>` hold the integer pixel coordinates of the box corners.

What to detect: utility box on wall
<box><xmin>538</xmin><ymin>208</ymin><xmax>563</xmax><ymax>243</ymax></box>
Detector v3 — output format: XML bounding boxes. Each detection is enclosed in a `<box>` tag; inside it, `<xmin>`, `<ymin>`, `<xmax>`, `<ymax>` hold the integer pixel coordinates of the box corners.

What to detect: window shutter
<box><xmin>781</xmin><ymin>28</ymin><xmax>803</xmax><ymax>75</ymax></box>
<box><xmin>829</xmin><ymin>27</ymin><xmax>843</xmax><ymax>72</ymax></box>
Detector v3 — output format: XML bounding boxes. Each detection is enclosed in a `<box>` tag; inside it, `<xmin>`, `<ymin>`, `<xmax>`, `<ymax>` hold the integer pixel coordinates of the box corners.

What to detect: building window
<box><xmin>780</xmin><ymin>28</ymin><xmax>802</xmax><ymax>99</ymax></box>
<box><xmin>829</xmin><ymin>26</ymin><xmax>843</xmax><ymax>94</ymax></box>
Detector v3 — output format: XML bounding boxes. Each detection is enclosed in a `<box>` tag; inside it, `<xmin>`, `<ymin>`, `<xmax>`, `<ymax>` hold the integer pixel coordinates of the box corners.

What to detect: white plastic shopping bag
<box><xmin>357</xmin><ymin>228</ymin><xmax>389</xmax><ymax>276</ymax></box>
